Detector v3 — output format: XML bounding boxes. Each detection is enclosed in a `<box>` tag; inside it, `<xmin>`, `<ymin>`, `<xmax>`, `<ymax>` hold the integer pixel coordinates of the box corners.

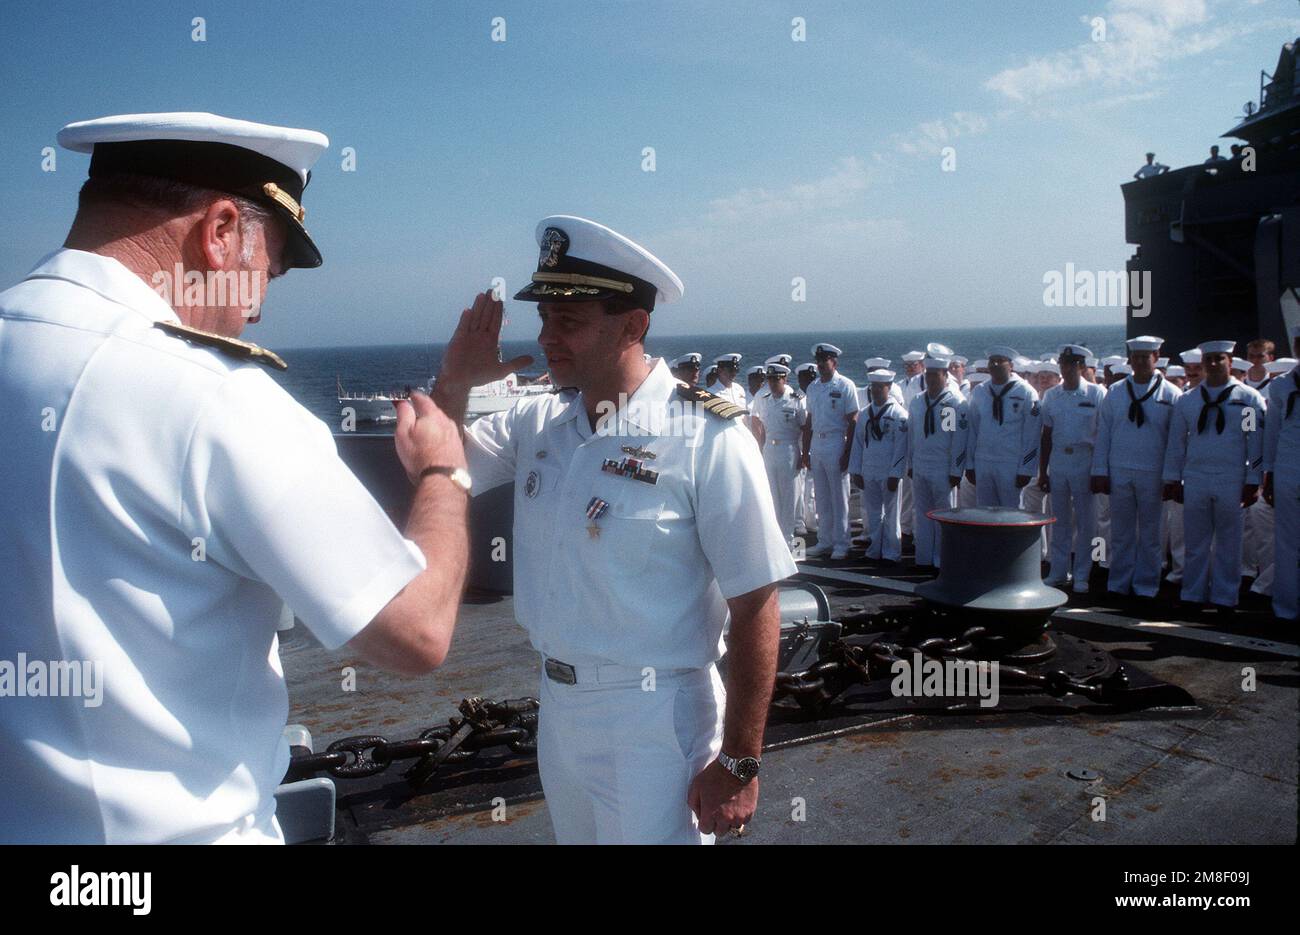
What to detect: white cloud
<box><xmin>892</xmin><ymin>111</ymin><xmax>990</xmax><ymax>156</ymax></box>
<box><xmin>702</xmin><ymin>156</ymin><xmax>874</xmax><ymax>225</ymax></box>
<box><xmin>982</xmin><ymin>0</ymin><xmax>1288</xmax><ymax>104</ymax></box>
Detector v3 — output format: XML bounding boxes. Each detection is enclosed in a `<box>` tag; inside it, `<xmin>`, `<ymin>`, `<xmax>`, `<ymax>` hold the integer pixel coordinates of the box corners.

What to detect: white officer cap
<box><xmin>1058</xmin><ymin>344</ymin><xmax>1091</xmax><ymax>360</ymax></box>
<box><xmin>968</xmin><ymin>372</ymin><xmax>992</xmax><ymax>385</ymax></box>
<box><xmin>902</xmin><ymin>350</ymin><xmax>926</xmax><ymax>362</ymax></box>
<box><xmin>1126</xmin><ymin>335</ymin><xmax>1164</xmax><ymax>352</ymax></box>
<box><xmin>1266</xmin><ymin>358</ymin><xmax>1296</xmax><ymax>373</ymax></box>
<box><xmin>1156</xmin><ymin>356</ymin><xmax>1169</xmax><ymax>368</ymax></box>
<box><xmin>1165</xmin><ymin>365</ymin><xmax>1186</xmax><ymax>377</ymax></box>
<box><xmin>864</xmin><ymin>356</ymin><xmax>891</xmax><ymax>369</ymax></box>
<box><xmin>925</xmin><ymin>342</ymin><xmax>954</xmax><ymax>357</ymax></box>
<box><xmin>515</xmin><ymin>215</ymin><xmax>683</xmax><ymax>309</ymax></box>
<box><xmin>1084</xmin><ymin>356</ymin><xmax>1099</xmax><ymax>368</ymax></box>
<box><xmin>765</xmin><ymin>354</ymin><xmax>793</xmax><ymax>367</ymax></box>
<box><xmin>796</xmin><ymin>362</ymin><xmax>817</xmax><ymax>375</ymax></box>
<box><xmin>672</xmin><ymin>352</ymin><xmax>702</xmax><ymax>368</ymax></box>
<box><xmin>747</xmin><ymin>365</ymin><xmax>765</xmax><ymax>377</ymax></box>
<box><xmin>58</xmin><ymin>111</ymin><xmax>329</xmax><ymax>268</ymax></box>
<box><xmin>867</xmin><ymin>368</ymin><xmax>896</xmax><ymax>383</ymax></box>
<box><xmin>812</xmin><ymin>343</ymin><xmax>842</xmax><ymax>358</ymax></box>
<box><xmin>1179</xmin><ymin>348</ymin><xmax>1203</xmax><ymax>364</ymax></box>
<box><xmin>1038</xmin><ymin>361</ymin><xmax>1061</xmax><ymax>375</ymax></box>
<box><xmin>972</xmin><ymin>358</ymin><xmax>989</xmax><ymax>370</ymax></box>
<box><xmin>1112</xmin><ymin>362</ymin><xmax>1133</xmax><ymax>375</ymax></box>
<box><xmin>1231</xmin><ymin>356</ymin><xmax>1250</xmax><ymax>372</ymax></box>
<box><xmin>1198</xmin><ymin>339</ymin><xmax>1235</xmax><ymax>354</ymax></box>
<box><xmin>986</xmin><ymin>345</ymin><xmax>1019</xmax><ymax>361</ymax></box>
<box><xmin>923</xmin><ymin>356</ymin><xmax>950</xmax><ymax>370</ymax></box>
<box><xmin>714</xmin><ymin>352</ymin><xmax>742</xmax><ymax>366</ymax></box>
<box><xmin>949</xmin><ymin>355</ymin><xmax>968</xmax><ymax>366</ymax></box>
<box><xmin>766</xmin><ymin>363</ymin><xmax>791</xmax><ymax>377</ymax></box>
<box><xmin>1100</xmin><ymin>355</ymin><xmax>1124</xmax><ymax>368</ymax></box>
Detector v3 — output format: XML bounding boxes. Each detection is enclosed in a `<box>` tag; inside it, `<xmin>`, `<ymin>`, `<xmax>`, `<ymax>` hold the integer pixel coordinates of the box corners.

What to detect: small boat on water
<box><xmin>337</xmin><ymin>372</ymin><xmax>555</xmax><ymax>424</ymax></box>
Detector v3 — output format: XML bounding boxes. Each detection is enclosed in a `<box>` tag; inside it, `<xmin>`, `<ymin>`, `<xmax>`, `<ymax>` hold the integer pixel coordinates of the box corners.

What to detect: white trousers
<box><xmin>860</xmin><ymin>475</ymin><xmax>900</xmax><ymax>560</ymax></box>
<box><xmin>810</xmin><ymin>447</ymin><xmax>851</xmax><ymax>552</ymax></box>
<box><xmin>1107</xmin><ymin>467</ymin><xmax>1164</xmax><ymax>597</ymax></box>
<box><xmin>1095</xmin><ymin>493</ymin><xmax>1111</xmax><ymax>568</ymax></box>
<box><xmin>975</xmin><ymin>460</ymin><xmax>1022</xmax><ymax>508</ymax></box>
<box><xmin>1162</xmin><ymin>500</ymin><xmax>1185</xmax><ymax>582</ymax></box>
<box><xmin>912</xmin><ymin>468</ymin><xmax>956</xmax><ymax>566</ymax></box>
<box><xmin>763</xmin><ymin>440</ymin><xmax>800</xmax><ymax>540</ymax></box>
<box><xmin>1047</xmin><ymin>452</ymin><xmax>1095</xmax><ymax>587</ymax></box>
<box><xmin>957</xmin><ymin>475</ymin><xmax>977</xmax><ymax>508</ymax></box>
<box><xmin>1273</xmin><ymin>468</ymin><xmax>1299</xmax><ymax>620</ymax></box>
<box><xmin>1021</xmin><ymin>480</ymin><xmax>1050</xmax><ymax>559</ymax></box>
<box><xmin>898</xmin><ymin>475</ymin><xmax>914</xmax><ymax>536</ymax></box>
<box><xmin>1181</xmin><ymin>476</ymin><xmax>1245</xmax><ymax>608</ymax></box>
<box><xmin>1245</xmin><ymin>498</ymin><xmax>1274</xmax><ymax>591</ymax></box>
<box><xmin>538</xmin><ymin>663</ymin><xmax>724</xmax><ymax>844</ymax></box>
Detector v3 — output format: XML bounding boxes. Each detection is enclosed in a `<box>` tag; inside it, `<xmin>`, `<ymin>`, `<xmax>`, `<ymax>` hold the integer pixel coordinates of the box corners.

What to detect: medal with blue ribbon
<box><xmin>585</xmin><ymin>496</ymin><xmax>610</xmax><ymax>539</ymax></box>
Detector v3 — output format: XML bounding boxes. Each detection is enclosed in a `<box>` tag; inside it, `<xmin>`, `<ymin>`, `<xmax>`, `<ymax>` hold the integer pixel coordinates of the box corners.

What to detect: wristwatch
<box><xmin>717</xmin><ymin>751</ymin><xmax>760</xmax><ymax>782</ymax></box>
<box><xmin>418</xmin><ymin>465</ymin><xmax>472</xmax><ymax>494</ymax></box>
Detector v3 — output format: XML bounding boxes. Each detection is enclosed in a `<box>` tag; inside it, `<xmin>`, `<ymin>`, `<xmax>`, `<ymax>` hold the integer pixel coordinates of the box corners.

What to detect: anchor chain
<box><xmin>285</xmin><ymin>696</ymin><xmax>539</xmax><ymax>787</ymax></box>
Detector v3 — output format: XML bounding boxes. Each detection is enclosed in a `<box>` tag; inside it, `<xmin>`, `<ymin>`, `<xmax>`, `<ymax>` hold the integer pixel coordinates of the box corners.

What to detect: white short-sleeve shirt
<box><xmin>0</xmin><ymin>250</ymin><xmax>426</xmax><ymax>844</ymax></box>
<box><xmin>466</xmin><ymin>361</ymin><xmax>796</xmax><ymax>670</ymax></box>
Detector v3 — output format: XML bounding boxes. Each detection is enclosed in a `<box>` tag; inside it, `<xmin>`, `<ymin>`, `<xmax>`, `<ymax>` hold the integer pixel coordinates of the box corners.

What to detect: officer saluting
<box><xmin>433</xmin><ymin>216</ymin><xmax>795</xmax><ymax>843</ymax></box>
<box><xmin>0</xmin><ymin>114</ymin><xmax>470</xmax><ymax>843</ymax></box>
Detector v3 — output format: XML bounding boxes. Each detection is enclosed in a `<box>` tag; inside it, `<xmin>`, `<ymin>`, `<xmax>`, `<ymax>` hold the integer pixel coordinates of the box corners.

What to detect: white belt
<box><xmin>767</xmin><ymin>438</ymin><xmax>798</xmax><ymax>446</ymax></box>
<box><xmin>815</xmin><ymin>431</ymin><xmax>842</xmax><ymax>439</ymax></box>
<box><xmin>544</xmin><ymin>656</ymin><xmax>693</xmax><ymax>686</ymax></box>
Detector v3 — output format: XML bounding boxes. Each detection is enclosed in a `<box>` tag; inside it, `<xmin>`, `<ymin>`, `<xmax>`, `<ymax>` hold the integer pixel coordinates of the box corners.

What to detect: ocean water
<box><xmin>270</xmin><ymin>324</ymin><xmax>1126</xmax><ymax>431</ymax></box>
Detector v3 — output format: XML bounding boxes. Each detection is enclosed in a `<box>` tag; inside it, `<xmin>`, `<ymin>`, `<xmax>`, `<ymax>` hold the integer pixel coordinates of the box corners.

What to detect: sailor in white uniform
<box><xmin>906</xmin><ymin>357</ymin><xmax>968</xmax><ymax>569</ymax></box>
<box><xmin>0</xmin><ymin>113</ymin><xmax>472</xmax><ymax>844</ymax></box>
<box><xmin>1038</xmin><ymin>346</ymin><xmax>1106</xmax><ymax>592</ymax></box>
<box><xmin>966</xmin><ymin>346</ymin><xmax>1040</xmax><ymax>508</ymax></box>
<box><xmin>948</xmin><ymin>355</ymin><xmax>970</xmax><ymax>396</ymax></box>
<box><xmin>1089</xmin><ymin>337</ymin><xmax>1179</xmax><ymax>598</ymax></box>
<box><xmin>671</xmin><ymin>352</ymin><xmax>703</xmax><ymax>386</ymax></box>
<box><xmin>1162</xmin><ymin>340</ymin><xmax>1266</xmax><ymax>611</ymax></box>
<box><xmin>750</xmin><ymin>364</ymin><xmax>807</xmax><ymax>545</ymax></box>
<box><xmin>794</xmin><ymin>362</ymin><xmax>819</xmax><ymax>535</ymax></box>
<box><xmin>1262</xmin><ymin>329</ymin><xmax>1300</xmax><ymax>620</ymax></box>
<box><xmin>707</xmin><ymin>353</ymin><xmax>748</xmax><ymax>408</ymax></box>
<box><xmin>1241</xmin><ymin>339</ymin><xmax>1277</xmax><ymax>585</ymax></box>
<box><xmin>849</xmin><ymin>369</ymin><xmax>909</xmax><ymax>562</ymax></box>
<box><xmin>802</xmin><ymin>343</ymin><xmax>858</xmax><ymax>559</ymax></box>
<box><xmin>440</xmin><ymin>216</ymin><xmax>795</xmax><ymax>843</ymax></box>
<box><xmin>1179</xmin><ymin>348</ymin><xmax>1204</xmax><ymax>389</ymax></box>
<box><xmin>1253</xmin><ymin>355</ymin><xmax>1298</xmax><ymax>601</ymax></box>
<box><xmin>861</xmin><ymin>357</ymin><xmax>906</xmax><ymax>409</ymax></box>
<box><xmin>746</xmin><ymin>365</ymin><xmax>767</xmax><ymax>403</ymax></box>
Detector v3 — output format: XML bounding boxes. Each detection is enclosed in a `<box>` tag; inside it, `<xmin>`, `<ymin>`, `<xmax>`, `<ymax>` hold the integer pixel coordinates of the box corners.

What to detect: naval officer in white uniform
<box><xmin>907</xmin><ymin>356</ymin><xmax>968</xmax><ymax>570</ymax></box>
<box><xmin>1163</xmin><ymin>341</ymin><xmax>1266</xmax><ymax>611</ymax></box>
<box><xmin>966</xmin><ymin>346</ymin><xmax>1040</xmax><ymax>508</ymax></box>
<box><xmin>1262</xmin><ymin>327</ymin><xmax>1300</xmax><ymax>621</ymax></box>
<box><xmin>1090</xmin><ymin>336</ymin><xmax>1181</xmax><ymax>599</ymax></box>
<box><xmin>1038</xmin><ymin>346</ymin><xmax>1106</xmax><ymax>592</ymax></box>
<box><xmin>750</xmin><ymin>363</ymin><xmax>807</xmax><ymax>545</ymax></box>
<box><xmin>849</xmin><ymin>369</ymin><xmax>909</xmax><ymax>562</ymax></box>
<box><xmin>434</xmin><ymin>217</ymin><xmax>795</xmax><ymax>843</ymax></box>
<box><xmin>802</xmin><ymin>343</ymin><xmax>859</xmax><ymax>559</ymax></box>
<box><xmin>707</xmin><ymin>352</ymin><xmax>748</xmax><ymax>408</ymax></box>
<box><xmin>0</xmin><ymin>114</ymin><xmax>471</xmax><ymax>844</ymax></box>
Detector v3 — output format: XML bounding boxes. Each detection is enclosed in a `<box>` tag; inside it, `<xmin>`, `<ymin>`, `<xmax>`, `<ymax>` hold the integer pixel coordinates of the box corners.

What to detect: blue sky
<box><xmin>1</xmin><ymin>0</ymin><xmax>1296</xmax><ymax>347</ymax></box>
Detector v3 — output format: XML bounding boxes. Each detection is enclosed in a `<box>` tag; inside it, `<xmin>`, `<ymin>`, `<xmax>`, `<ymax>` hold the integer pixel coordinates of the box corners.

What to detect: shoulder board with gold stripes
<box><xmin>153</xmin><ymin>321</ymin><xmax>288</xmax><ymax>371</ymax></box>
<box><xmin>675</xmin><ymin>384</ymin><xmax>746</xmax><ymax>420</ymax></box>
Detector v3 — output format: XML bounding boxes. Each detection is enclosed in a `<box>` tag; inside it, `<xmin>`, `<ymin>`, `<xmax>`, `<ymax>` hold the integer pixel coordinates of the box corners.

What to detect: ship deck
<box><xmin>282</xmin><ymin>533</ymin><xmax>1298</xmax><ymax>845</ymax></box>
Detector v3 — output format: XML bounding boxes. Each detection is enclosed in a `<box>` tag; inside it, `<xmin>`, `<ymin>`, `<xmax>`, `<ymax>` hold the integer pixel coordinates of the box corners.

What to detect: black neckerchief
<box><xmin>864</xmin><ymin>403</ymin><xmax>886</xmax><ymax>445</ymax></box>
<box><xmin>1125</xmin><ymin>373</ymin><xmax>1161</xmax><ymax>427</ymax></box>
<box><xmin>1287</xmin><ymin>371</ymin><xmax>1299</xmax><ymax>420</ymax></box>
<box><xmin>924</xmin><ymin>390</ymin><xmax>950</xmax><ymax>437</ymax></box>
<box><xmin>990</xmin><ymin>380</ymin><xmax>1014</xmax><ymax>424</ymax></box>
<box><xmin>1197</xmin><ymin>383</ymin><xmax>1233</xmax><ymax>434</ymax></box>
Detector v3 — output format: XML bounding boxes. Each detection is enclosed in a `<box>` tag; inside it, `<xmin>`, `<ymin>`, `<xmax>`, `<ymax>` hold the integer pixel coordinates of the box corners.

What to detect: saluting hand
<box><xmin>438</xmin><ymin>291</ymin><xmax>534</xmax><ymax>391</ymax></box>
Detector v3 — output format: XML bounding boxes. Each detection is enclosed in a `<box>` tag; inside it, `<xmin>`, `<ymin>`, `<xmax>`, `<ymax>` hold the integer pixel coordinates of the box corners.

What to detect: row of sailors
<box><xmin>668</xmin><ymin>331</ymin><xmax>1300</xmax><ymax>623</ymax></box>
